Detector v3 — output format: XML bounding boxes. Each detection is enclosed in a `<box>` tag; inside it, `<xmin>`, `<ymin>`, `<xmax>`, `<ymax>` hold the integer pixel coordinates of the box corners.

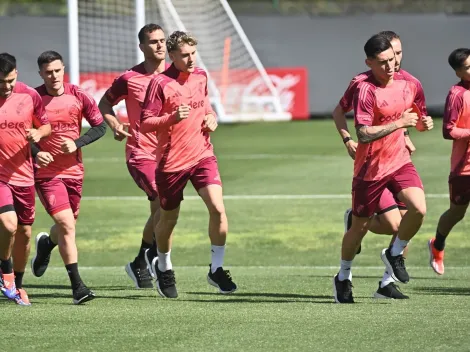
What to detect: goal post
<box><xmin>68</xmin><ymin>0</ymin><xmax>291</xmax><ymax>123</ymax></box>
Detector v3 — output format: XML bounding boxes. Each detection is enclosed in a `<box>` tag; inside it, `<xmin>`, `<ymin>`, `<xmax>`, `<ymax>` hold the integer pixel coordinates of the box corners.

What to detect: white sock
<box><xmin>390</xmin><ymin>237</ymin><xmax>409</xmax><ymax>256</ymax></box>
<box><xmin>211</xmin><ymin>245</ymin><xmax>225</xmax><ymax>273</ymax></box>
<box><xmin>338</xmin><ymin>260</ymin><xmax>353</xmax><ymax>281</ymax></box>
<box><xmin>381</xmin><ymin>270</ymin><xmax>395</xmax><ymax>288</ymax></box>
<box><xmin>157</xmin><ymin>249</ymin><xmax>172</xmax><ymax>271</ymax></box>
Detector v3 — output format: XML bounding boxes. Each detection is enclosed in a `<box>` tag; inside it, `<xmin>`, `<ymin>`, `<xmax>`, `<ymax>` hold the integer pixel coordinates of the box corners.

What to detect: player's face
<box><xmin>170</xmin><ymin>44</ymin><xmax>196</xmax><ymax>73</ymax></box>
<box><xmin>456</xmin><ymin>56</ymin><xmax>470</xmax><ymax>82</ymax></box>
<box><xmin>39</xmin><ymin>60</ymin><xmax>65</xmax><ymax>92</ymax></box>
<box><xmin>366</xmin><ymin>47</ymin><xmax>396</xmax><ymax>82</ymax></box>
<box><xmin>0</xmin><ymin>69</ymin><xmax>17</xmax><ymax>98</ymax></box>
<box><xmin>140</xmin><ymin>29</ymin><xmax>166</xmax><ymax>62</ymax></box>
<box><xmin>390</xmin><ymin>38</ymin><xmax>403</xmax><ymax>72</ymax></box>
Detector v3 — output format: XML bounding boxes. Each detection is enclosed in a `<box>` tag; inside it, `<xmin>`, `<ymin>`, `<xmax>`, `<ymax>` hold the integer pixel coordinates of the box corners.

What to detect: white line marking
<box><xmin>84</xmin><ymin>154</ymin><xmax>449</xmax><ymax>162</ymax></box>
<box><xmin>76</xmin><ymin>194</ymin><xmax>450</xmax><ymax>201</ymax></box>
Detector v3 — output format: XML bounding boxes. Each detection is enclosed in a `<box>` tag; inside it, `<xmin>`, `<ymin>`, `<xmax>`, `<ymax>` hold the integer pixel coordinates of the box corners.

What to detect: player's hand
<box><xmin>202</xmin><ymin>114</ymin><xmax>218</xmax><ymax>132</ymax></box>
<box><xmin>416</xmin><ymin>116</ymin><xmax>434</xmax><ymax>132</ymax></box>
<box><xmin>405</xmin><ymin>135</ymin><xmax>416</xmax><ymax>155</ymax></box>
<box><xmin>35</xmin><ymin>151</ymin><xmax>54</xmax><ymax>168</ymax></box>
<box><xmin>398</xmin><ymin>108</ymin><xmax>419</xmax><ymax>128</ymax></box>
<box><xmin>175</xmin><ymin>105</ymin><xmax>190</xmax><ymax>122</ymax></box>
<box><xmin>113</xmin><ymin>123</ymin><xmax>131</xmax><ymax>141</ymax></box>
<box><xmin>345</xmin><ymin>139</ymin><xmax>357</xmax><ymax>160</ymax></box>
<box><xmin>61</xmin><ymin>138</ymin><xmax>77</xmax><ymax>154</ymax></box>
<box><xmin>25</xmin><ymin>128</ymin><xmax>42</xmax><ymax>143</ymax></box>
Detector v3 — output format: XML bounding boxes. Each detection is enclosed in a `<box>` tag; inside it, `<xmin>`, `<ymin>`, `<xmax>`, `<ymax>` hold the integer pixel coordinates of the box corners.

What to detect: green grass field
<box><xmin>4</xmin><ymin>119</ymin><xmax>470</xmax><ymax>351</ymax></box>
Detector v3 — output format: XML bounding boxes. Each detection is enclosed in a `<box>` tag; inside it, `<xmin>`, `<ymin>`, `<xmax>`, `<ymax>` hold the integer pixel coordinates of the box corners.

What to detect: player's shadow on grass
<box><xmin>179</xmin><ymin>298</ymin><xmax>335</xmax><ymax>304</ymax></box>
<box><xmin>26</xmin><ymin>284</ymin><xmax>70</xmax><ymax>290</ymax></box>
<box><xmin>183</xmin><ymin>291</ymin><xmax>339</xmax><ymax>303</ymax></box>
<box><xmin>306</xmin><ymin>274</ymin><xmax>459</xmax><ymax>281</ymax></box>
<box><xmin>186</xmin><ymin>291</ymin><xmax>330</xmax><ymax>300</ymax></box>
<box><xmin>412</xmin><ymin>286</ymin><xmax>470</xmax><ymax>296</ymax></box>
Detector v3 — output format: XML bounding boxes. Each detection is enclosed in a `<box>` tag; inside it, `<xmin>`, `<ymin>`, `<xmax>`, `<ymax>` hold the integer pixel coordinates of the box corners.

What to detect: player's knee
<box><xmin>449</xmin><ymin>207</ymin><xmax>466</xmax><ymax>222</ymax></box>
<box><xmin>56</xmin><ymin>218</ymin><xmax>75</xmax><ymax>236</ymax></box>
<box><xmin>161</xmin><ymin>218</ymin><xmax>178</xmax><ymax>230</ymax></box>
<box><xmin>388</xmin><ymin>222</ymin><xmax>400</xmax><ymax>235</ymax></box>
<box><xmin>16</xmin><ymin>225</ymin><xmax>32</xmax><ymax>239</ymax></box>
<box><xmin>207</xmin><ymin>202</ymin><xmax>225</xmax><ymax>218</ymax></box>
<box><xmin>0</xmin><ymin>216</ymin><xmax>18</xmax><ymax>236</ymax></box>
<box><xmin>410</xmin><ymin>204</ymin><xmax>426</xmax><ymax>218</ymax></box>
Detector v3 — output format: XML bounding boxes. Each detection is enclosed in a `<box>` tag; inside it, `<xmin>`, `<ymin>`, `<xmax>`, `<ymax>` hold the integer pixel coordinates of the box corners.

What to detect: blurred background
<box><xmin>1</xmin><ymin>0</ymin><xmax>469</xmax><ymax>120</ymax></box>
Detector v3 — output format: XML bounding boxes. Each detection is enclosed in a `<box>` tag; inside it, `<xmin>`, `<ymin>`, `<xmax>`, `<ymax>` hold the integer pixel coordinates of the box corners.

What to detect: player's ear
<box><xmin>455</xmin><ymin>68</ymin><xmax>463</xmax><ymax>79</ymax></box>
<box><xmin>365</xmin><ymin>58</ymin><xmax>372</xmax><ymax>69</ymax></box>
<box><xmin>138</xmin><ymin>43</ymin><xmax>144</xmax><ymax>53</ymax></box>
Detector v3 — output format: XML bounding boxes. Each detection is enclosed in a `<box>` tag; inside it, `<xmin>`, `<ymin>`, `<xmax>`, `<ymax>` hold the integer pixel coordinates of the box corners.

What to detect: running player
<box><xmin>31</xmin><ymin>50</ymin><xmax>106</xmax><ymax>304</ymax></box>
<box><xmin>99</xmin><ymin>24</ymin><xmax>218</xmax><ymax>289</ymax></box>
<box><xmin>140</xmin><ymin>31</ymin><xmax>236</xmax><ymax>298</ymax></box>
<box><xmin>428</xmin><ymin>48</ymin><xmax>470</xmax><ymax>276</ymax></box>
<box><xmin>332</xmin><ymin>34</ymin><xmax>433</xmax><ymax>303</ymax></box>
<box><xmin>0</xmin><ymin>53</ymin><xmax>51</xmax><ymax>306</ymax></box>
<box><xmin>332</xmin><ymin>31</ymin><xmax>430</xmax><ymax>299</ymax></box>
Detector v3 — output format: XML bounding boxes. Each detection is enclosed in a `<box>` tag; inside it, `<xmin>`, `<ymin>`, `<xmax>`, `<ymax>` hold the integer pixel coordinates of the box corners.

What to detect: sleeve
<box><xmin>353</xmin><ymin>84</ymin><xmax>375</xmax><ymax>127</ymax></box>
<box><xmin>74</xmin><ymin>121</ymin><xmax>107</xmax><ymax>149</ymax></box>
<box><xmin>442</xmin><ymin>89</ymin><xmax>470</xmax><ymax>140</ymax></box>
<box><xmin>339</xmin><ymin>78</ymin><xmax>358</xmax><ymax>112</ymax></box>
<box><xmin>413</xmin><ymin>80</ymin><xmax>428</xmax><ymax>117</ymax></box>
<box><xmin>77</xmin><ymin>89</ymin><xmax>104</xmax><ymax>127</ymax></box>
<box><xmin>30</xmin><ymin>143</ymin><xmax>40</xmax><ymax>158</ymax></box>
<box><xmin>140</xmin><ymin>78</ymin><xmax>177</xmax><ymax>133</ymax></box>
<box><xmin>104</xmin><ymin>74</ymin><xmax>129</xmax><ymax>106</ymax></box>
<box><xmin>31</xmin><ymin>90</ymin><xmax>49</xmax><ymax>126</ymax></box>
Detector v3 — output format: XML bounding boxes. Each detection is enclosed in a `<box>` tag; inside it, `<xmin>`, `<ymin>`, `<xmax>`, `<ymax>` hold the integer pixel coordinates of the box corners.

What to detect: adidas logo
<box><xmin>379</xmin><ymin>100</ymin><xmax>389</xmax><ymax>108</ymax></box>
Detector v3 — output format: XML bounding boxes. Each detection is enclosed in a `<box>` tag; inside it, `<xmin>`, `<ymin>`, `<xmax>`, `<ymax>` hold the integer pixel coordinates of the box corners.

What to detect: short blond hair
<box><xmin>166</xmin><ymin>31</ymin><xmax>198</xmax><ymax>52</ymax></box>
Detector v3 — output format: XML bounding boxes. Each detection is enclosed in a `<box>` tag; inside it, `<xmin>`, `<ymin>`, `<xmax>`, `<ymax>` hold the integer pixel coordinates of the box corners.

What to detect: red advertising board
<box><xmin>68</xmin><ymin>66</ymin><xmax>309</xmax><ymax>121</ymax></box>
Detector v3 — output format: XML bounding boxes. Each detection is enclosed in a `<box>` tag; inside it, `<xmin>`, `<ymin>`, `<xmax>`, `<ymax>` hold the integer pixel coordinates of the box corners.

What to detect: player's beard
<box><xmin>395</xmin><ymin>62</ymin><xmax>401</xmax><ymax>72</ymax></box>
<box><xmin>0</xmin><ymin>89</ymin><xmax>12</xmax><ymax>98</ymax></box>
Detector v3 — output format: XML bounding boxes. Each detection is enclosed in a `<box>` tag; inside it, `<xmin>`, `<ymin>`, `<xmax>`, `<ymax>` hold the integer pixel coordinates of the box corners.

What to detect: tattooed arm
<box><xmin>356</xmin><ymin>122</ymin><xmax>400</xmax><ymax>144</ymax></box>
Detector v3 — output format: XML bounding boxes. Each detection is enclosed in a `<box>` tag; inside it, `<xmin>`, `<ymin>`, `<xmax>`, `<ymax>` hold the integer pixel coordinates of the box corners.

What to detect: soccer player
<box><xmin>99</xmin><ymin>24</ymin><xmax>218</xmax><ymax>289</ymax></box>
<box><xmin>332</xmin><ymin>34</ymin><xmax>433</xmax><ymax>303</ymax></box>
<box><xmin>30</xmin><ymin>51</ymin><xmax>106</xmax><ymax>304</ymax></box>
<box><xmin>428</xmin><ymin>48</ymin><xmax>470</xmax><ymax>276</ymax></box>
<box><xmin>332</xmin><ymin>30</ymin><xmax>430</xmax><ymax>299</ymax></box>
<box><xmin>98</xmin><ymin>23</ymin><xmax>167</xmax><ymax>289</ymax></box>
<box><xmin>140</xmin><ymin>31</ymin><xmax>236</xmax><ymax>299</ymax></box>
<box><xmin>0</xmin><ymin>53</ymin><xmax>51</xmax><ymax>306</ymax></box>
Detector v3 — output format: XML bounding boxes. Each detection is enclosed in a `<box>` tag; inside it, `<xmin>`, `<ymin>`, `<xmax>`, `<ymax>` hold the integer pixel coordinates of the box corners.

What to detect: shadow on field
<box><xmin>412</xmin><ymin>286</ymin><xmax>470</xmax><ymax>296</ymax></box>
<box><xmin>301</xmin><ymin>275</ymin><xmax>459</xmax><ymax>281</ymax></box>
<box><xmin>26</xmin><ymin>284</ymin><xmax>70</xmax><ymax>290</ymax></box>
<box><xmin>187</xmin><ymin>291</ymin><xmax>329</xmax><ymax>299</ymax></box>
<box><xmin>183</xmin><ymin>291</ymin><xmax>336</xmax><ymax>304</ymax></box>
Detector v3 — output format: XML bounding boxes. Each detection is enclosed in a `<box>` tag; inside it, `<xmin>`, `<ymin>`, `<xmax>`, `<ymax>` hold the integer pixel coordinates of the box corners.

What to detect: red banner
<box><xmin>67</xmin><ymin>66</ymin><xmax>309</xmax><ymax>121</ymax></box>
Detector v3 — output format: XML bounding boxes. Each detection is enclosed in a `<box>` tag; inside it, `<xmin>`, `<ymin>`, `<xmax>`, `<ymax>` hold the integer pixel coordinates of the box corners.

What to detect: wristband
<box><xmin>343</xmin><ymin>136</ymin><xmax>352</xmax><ymax>144</ymax></box>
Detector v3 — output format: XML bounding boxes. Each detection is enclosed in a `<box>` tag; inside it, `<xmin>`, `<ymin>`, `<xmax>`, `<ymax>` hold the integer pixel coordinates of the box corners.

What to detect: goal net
<box><xmin>72</xmin><ymin>0</ymin><xmax>290</xmax><ymax>123</ymax></box>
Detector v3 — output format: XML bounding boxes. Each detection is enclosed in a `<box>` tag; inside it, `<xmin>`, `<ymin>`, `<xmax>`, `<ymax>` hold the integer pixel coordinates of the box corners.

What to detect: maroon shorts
<box><xmin>449</xmin><ymin>176</ymin><xmax>470</xmax><ymax>205</ymax></box>
<box><xmin>156</xmin><ymin>156</ymin><xmax>222</xmax><ymax>211</ymax></box>
<box><xmin>0</xmin><ymin>181</ymin><xmax>35</xmax><ymax>225</ymax></box>
<box><xmin>376</xmin><ymin>188</ymin><xmax>407</xmax><ymax>214</ymax></box>
<box><xmin>127</xmin><ymin>158</ymin><xmax>158</xmax><ymax>201</ymax></box>
<box><xmin>36</xmin><ymin>178</ymin><xmax>83</xmax><ymax>219</ymax></box>
<box><xmin>352</xmin><ymin>163</ymin><xmax>423</xmax><ymax>218</ymax></box>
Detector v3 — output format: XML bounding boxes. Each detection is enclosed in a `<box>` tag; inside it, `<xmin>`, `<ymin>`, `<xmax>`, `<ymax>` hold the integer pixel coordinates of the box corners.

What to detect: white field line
<box><xmin>73</xmin><ymin>194</ymin><xmax>449</xmax><ymax>201</ymax></box>
<box><xmin>83</xmin><ymin>154</ymin><xmax>449</xmax><ymax>162</ymax></box>
<box><xmin>44</xmin><ymin>265</ymin><xmax>470</xmax><ymax>270</ymax></box>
